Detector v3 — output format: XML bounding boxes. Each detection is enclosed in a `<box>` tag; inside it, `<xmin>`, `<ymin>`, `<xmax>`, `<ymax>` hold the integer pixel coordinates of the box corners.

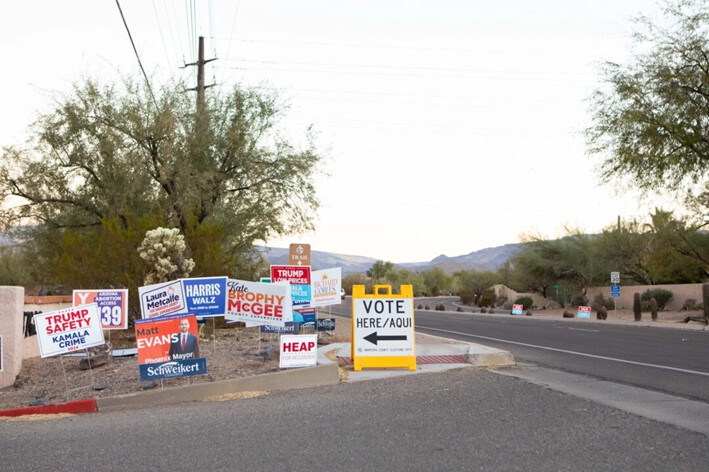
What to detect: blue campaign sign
<box><xmin>182</xmin><ymin>277</ymin><xmax>228</xmax><ymax>316</ymax></box>
<box><xmin>295</xmin><ymin>307</ymin><xmax>316</xmax><ymax>323</ymax></box>
<box><xmin>611</xmin><ymin>285</ymin><xmax>621</xmax><ymax>297</ymax></box>
<box><xmin>290</xmin><ymin>284</ymin><xmax>312</xmax><ymax>307</ymax></box>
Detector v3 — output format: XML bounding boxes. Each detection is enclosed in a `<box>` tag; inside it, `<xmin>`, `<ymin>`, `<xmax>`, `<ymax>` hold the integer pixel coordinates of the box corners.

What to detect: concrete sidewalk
<box><xmin>0</xmin><ymin>340</ymin><xmax>515</xmax><ymax>417</ymax></box>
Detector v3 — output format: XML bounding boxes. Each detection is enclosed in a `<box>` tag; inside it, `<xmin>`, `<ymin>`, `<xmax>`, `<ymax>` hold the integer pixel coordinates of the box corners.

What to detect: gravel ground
<box><xmin>0</xmin><ymin>317</ymin><xmax>352</xmax><ymax>411</ymax></box>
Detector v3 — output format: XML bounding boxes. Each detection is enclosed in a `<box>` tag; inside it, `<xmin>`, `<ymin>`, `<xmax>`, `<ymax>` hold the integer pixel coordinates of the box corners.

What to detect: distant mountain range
<box><xmin>256</xmin><ymin>243</ymin><xmax>524</xmax><ymax>275</ymax></box>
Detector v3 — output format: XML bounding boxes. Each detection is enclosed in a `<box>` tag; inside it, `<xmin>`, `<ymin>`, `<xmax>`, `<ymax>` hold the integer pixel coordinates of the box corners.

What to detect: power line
<box><xmin>114</xmin><ymin>0</ymin><xmax>158</xmax><ymax>108</ymax></box>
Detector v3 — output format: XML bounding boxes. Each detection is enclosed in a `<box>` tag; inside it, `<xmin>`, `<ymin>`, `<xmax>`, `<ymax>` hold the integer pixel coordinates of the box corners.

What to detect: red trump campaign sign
<box><xmin>34</xmin><ymin>304</ymin><xmax>105</xmax><ymax>358</ymax></box>
<box><xmin>134</xmin><ymin>314</ymin><xmax>207</xmax><ymax>381</ymax></box>
<box><xmin>225</xmin><ymin>279</ymin><xmax>293</xmax><ymax>326</ymax></box>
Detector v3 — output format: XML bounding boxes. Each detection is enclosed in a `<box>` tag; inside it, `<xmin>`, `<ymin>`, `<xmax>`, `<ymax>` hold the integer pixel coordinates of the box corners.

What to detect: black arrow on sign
<box><xmin>363</xmin><ymin>331</ymin><xmax>408</xmax><ymax>346</ymax></box>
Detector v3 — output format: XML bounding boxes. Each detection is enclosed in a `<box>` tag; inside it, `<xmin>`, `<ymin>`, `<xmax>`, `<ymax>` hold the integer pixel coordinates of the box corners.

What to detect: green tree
<box><xmin>454</xmin><ymin>269</ymin><xmax>501</xmax><ymax>306</ymax></box>
<box><xmin>0</xmin><ymin>246</ymin><xmax>31</xmax><ymax>287</ymax></box>
<box><xmin>422</xmin><ymin>267</ymin><xmax>452</xmax><ymax>297</ymax></box>
<box><xmin>586</xmin><ymin>0</ymin><xmax>709</xmax><ymax>193</ymax></box>
<box><xmin>0</xmin><ymin>77</ymin><xmax>325</xmax><ymax>285</ymax></box>
<box><xmin>366</xmin><ymin>260</ymin><xmax>394</xmax><ymax>283</ymax></box>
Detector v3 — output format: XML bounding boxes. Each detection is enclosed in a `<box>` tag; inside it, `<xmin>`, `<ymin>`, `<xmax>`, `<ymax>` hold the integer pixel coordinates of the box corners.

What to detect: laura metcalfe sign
<box><xmin>139</xmin><ymin>280</ymin><xmax>187</xmax><ymax>319</ymax></box>
<box><xmin>34</xmin><ymin>304</ymin><xmax>105</xmax><ymax>358</ymax></box>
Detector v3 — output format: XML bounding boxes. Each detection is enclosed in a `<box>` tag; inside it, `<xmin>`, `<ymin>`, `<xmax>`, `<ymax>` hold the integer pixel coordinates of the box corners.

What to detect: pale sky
<box><xmin>0</xmin><ymin>1</ymin><xmax>678</xmax><ymax>263</ymax></box>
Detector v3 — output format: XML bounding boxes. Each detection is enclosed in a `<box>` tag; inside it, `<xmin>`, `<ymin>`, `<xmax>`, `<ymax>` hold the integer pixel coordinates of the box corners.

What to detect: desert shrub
<box><xmin>633</xmin><ymin>292</ymin><xmax>642</xmax><ymax>321</ymax></box>
<box><xmin>562</xmin><ymin>311</ymin><xmax>574</xmax><ymax>318</ymax></box>
<box><xmin>480</xmin><ymin>307</ymin><xmax>487</xmax><ymax>313</ymax></box>
<box><xmin>570</xmin><ymin>293</ymin><xmax>588</xmax><ymax>307</ymax></box>
<box><xmin>596</xmin><ymin>306</ymin><xmax>607</xmax><ymax>320</ymax></box>
<box><xmin>503</xmin><ymin>302</ymin><xmax>513</xmax><ymax>310</ymax></box>
<box><xmin>525</xmin><ymin>310</ymin><xmax>532</xmax><ymax>316</ymax></box>
<box><xmin>513</xmin><ymin>296</ymin><xmax>534</xmax><ymax>310</ymax></box>
<box><xmin>435</xmin><ymin>304</ymin><xmax>445</xmax><ymax>311</ymax></box>
<box><xmin>682</xmin><ymin>298</ymin><xmax>697</xmax><ymax>311</ymax></box>
<box><xmin>592</xmin><ymin>293</ymin><xmax>614</xmax><ymax>311</ymax></box>
<box><xmin>417</xmin><ymin>304</ymin><xmax>423</xmax><ymax>310</ymax></box>
<box><xmin>489</xmin><ymin>308</ymin><xmax>496</xmax><ymax>314</ymax></box>
<box><xmin>477</xmin><ymin>289</ymin><xmax>496</xmax><ymax>308</ymax></box>
<box><xmin>456</xmin><ymin>307</ymin><xmax>462</xmax><ymax>312</ymax></box>
<box><xmin>640</xmin><ymin>288</ymin><xmax>673</xmax><ymax>310</ymax></box>
<box><xmin>496</xmin><ymin>294</ymin><xmax>508</xmax><ymax>307</ymax></box>
<box><xmin>650</xmin><ymin>297</ymin><xmax>658</xmax><ymax>321</ymax></box>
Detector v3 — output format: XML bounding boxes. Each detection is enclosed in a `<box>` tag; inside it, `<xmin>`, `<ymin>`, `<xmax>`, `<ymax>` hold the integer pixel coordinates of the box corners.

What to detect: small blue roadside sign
<box><xmin>611</xmin><ymin>285</ymin><xmax>620</xmax><ymax>298</ymax></box>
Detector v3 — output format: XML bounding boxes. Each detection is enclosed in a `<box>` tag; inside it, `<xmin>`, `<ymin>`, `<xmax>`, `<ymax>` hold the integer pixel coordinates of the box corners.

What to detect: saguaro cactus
<box><xmin>650</xmin><ymin>297</ymin><xmax>658</xmax><ymax>321</ymax></box>
<box><xmin>633</xmin><ymin>292</ymin><xmax>642</xmax><ymax>321</ymax></box>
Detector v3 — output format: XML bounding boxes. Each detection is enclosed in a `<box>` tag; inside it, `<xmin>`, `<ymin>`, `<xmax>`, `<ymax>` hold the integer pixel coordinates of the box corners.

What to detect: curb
<box><xmin>1</xmin><ymin>341</ymin><xmax>515</xmax><ymax>417</ymax></box>
<box><xmin>0</xmin><ymin>399</ymin><xmax>97</xmax><ymax>417</ymax></box>
<box><xmin>96</xmin><ymin>363</ymin><xmax>340</xmax><ymax>413</ymax></box>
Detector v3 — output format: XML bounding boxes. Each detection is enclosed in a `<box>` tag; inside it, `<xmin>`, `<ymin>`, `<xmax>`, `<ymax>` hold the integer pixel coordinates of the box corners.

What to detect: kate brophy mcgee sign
<box><xmin>34</xmin><ymin>304</ymin><xmax>106</xmax><ymax>358</ymax></box>
<box><xmin>134</xmin><ymin>314</ymin><xmax>207</xmax><ymax>381</ymax></box>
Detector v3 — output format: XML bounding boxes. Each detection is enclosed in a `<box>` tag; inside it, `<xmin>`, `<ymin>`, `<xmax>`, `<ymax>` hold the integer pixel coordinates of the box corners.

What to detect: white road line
<box><xmin>418</xmin><ymin>325</ymin><xmax>709</xmax><ymax>377</ymax></box>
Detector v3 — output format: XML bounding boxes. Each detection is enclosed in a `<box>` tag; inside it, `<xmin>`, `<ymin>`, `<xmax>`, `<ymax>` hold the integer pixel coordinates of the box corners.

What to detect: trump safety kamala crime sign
<box><xmin>34</xmin><ymin>304</ymin><xmax>105</xmax><ymax>358</ymax></box>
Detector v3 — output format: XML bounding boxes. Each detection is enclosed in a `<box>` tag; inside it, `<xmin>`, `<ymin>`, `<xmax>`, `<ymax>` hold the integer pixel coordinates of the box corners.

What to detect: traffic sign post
<box><xmin>351</xmin><ymin>284</ymin><xmax>416</xmax><ymax>372</ymax></box>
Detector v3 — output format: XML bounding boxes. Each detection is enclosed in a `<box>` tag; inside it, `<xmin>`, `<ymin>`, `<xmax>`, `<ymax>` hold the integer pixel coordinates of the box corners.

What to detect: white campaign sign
<box><xmin>353</xmin><ymin>298</ymin><xmax>415</xmax><ymax>357</ymax></box>
<box><xmin>310</xmin><ymin>267</ymin><xmax>342</xmax><ymax>308</ymax></box>
<box><xmin>34</xmin><ymin>304</ymin><xmax>105</xmax><ymax>358</ymax></box>
<box><xmin>279</xmin><ymin>334</ymin><xmax>318</xmax><ymax>368</ymax></box>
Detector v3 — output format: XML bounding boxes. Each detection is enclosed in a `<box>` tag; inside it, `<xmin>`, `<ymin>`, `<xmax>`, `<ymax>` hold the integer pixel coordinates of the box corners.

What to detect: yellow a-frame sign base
<box><xmin>351</xmin><ymin>285</ymin><xmax>416</xmax><ymax>372</ymax></box>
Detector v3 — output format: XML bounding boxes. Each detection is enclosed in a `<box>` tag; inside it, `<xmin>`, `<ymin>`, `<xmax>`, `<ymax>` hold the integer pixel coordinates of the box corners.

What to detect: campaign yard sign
<box><xmin>511</xmin><ymin>304</ymin><xmax>524</xmax><ymax>315</ymax></box>
<box><xmin>577</xmin><ymin>306</ymin><xmax>592</xmax><ymax>319</ymax></box>
<box><xmin>279</xmin><ymin>334</ymin><xmax>318</xmax><ymax>368</ymax></box>
<box><xmin>182</xmin><ymin>276</ymin><xmax>228</xmax><ymax>317</ymax></box>
<box><xmin>270</xmin><ymin>265</ymin><xmax>311</xmax><ymax>307</ymax></box>
<box><xmin>260</xmin><ymin>322</ymin><xmax>299</xmax><ymax>335</ymax></box>
<box><xmin>139</xmin><ymin>280</ymin><xmax>187</xmax><ymax>319</ymax></box>
<box><xmin>311</xmin><ymin>268</ymin><xmax>342</xmax><ymax>308</ymax></box>
<box><xmin>134</xmin><ymin>314</ymin><xmax>207</xmax><ymax>381</ymax></box>
<box><xmin>34</xmin><ymin>304</ymin><xmax>105</xmax><ymax>358</ymax></box>
<box><xmin>225</xmin><ymin>279</ymin><xmax>293</xmax><ymax>326</ymax></box>
<box><xmin>316</xmin><ymin>318</ymin><xmax>336</xmax><ymax>332</ymax></box>
<box><xmin>73</xmin><ymin>289</ymin><xmax>129</xmax><ymax>330</ymax></box>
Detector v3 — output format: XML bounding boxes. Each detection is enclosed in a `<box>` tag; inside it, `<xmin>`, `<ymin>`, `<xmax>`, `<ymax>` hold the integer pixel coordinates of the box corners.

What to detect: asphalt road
<box><xmin>332</xmin><ymin>297</ymin><xmax>709</xmax><ymax>403</ymax></box>
<box><xmin>2</xmin><ymin>369</ymin><xmax>707</xmax><ymax>472</ymax></box>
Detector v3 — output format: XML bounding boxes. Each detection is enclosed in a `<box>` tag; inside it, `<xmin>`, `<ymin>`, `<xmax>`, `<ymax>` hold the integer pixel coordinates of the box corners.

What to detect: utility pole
<box><xmin>185</xmin><ymin>36</ymin><xmax>216</xmax><ymax>112</ymax></box>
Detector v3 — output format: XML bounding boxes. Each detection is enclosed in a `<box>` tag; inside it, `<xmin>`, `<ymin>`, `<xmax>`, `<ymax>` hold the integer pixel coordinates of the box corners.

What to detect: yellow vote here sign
<box><xmin>351</xmin><ymin>285</ymin><xmax>415</xmax><ymax>371</ymax></box>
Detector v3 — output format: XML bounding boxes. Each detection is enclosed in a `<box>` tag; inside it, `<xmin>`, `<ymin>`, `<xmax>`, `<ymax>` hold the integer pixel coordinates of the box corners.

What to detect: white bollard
<box><xmin>0</xmin><ymin>286</ymin><xmax>25</xmax><ymax>388</ymax></box>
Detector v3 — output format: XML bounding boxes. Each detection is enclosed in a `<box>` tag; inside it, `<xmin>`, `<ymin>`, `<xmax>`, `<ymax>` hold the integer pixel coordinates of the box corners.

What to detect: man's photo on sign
<box><xmin>169</xmin><ymin>317</ymin><xmax>200</xmax><ymax>360</ymax></box>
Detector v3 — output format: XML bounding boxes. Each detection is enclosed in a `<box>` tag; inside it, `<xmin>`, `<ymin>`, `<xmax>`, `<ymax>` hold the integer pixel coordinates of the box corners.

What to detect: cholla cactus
<box><xmin>138</xmin><ymin>227</ymin><xmax>195</xmax><ymax>285</ymax></box>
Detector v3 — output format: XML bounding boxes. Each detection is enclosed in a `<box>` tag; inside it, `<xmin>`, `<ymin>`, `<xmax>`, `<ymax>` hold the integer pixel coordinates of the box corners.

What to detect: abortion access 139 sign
<box><xmin>73</xmin><ymin>289</ymin><xmax>129</xmax><ymax>330</ymax></box>
<box><xmin>351</xmin><ymin>285</ymin><xmax>415</xmax><ymax>372</ymax></box>
<box><xmin>34</xmin><ymin>304</ymin><xmax>105</xmax><ymax>358</ymax></box>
